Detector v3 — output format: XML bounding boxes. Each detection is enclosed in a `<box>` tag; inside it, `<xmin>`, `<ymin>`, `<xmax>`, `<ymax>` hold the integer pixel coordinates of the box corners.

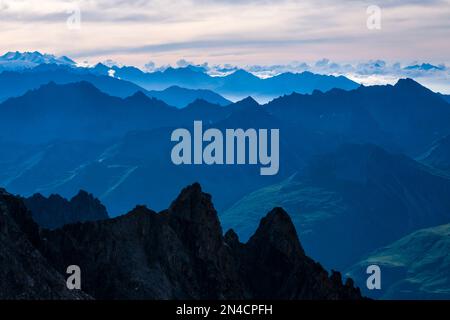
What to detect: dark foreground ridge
<box><xmin>0</xmin><ymin>183</ymin><xmax>362</xmax><ymax>300</ymax></box>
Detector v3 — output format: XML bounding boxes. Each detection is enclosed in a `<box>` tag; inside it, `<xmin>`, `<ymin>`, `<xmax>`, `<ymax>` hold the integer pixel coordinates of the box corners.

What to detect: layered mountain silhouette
<box><xmin>0</xmin><ymin>184</ymin><xmax>362</xmax><ymax>300</ymax></box>
<box><xmin>222</xmin><ymin>144</ymin><xmax>450</xmax><ymax>271</ymax></box>
<box><xmin>266</xmin><ymin>78</ymin><xmax>450</xmax><ymax>156</ymax></box>
<box><xmin>0</xmin><ymin>51</ymin><xmax>449</xmax><ymax>300</ymax></box>
<box><xmin>0</xmin><ymin>81</ymin><xmax>177</xmax><ymax>143</ymax></box>
<box><xmin>347</xmin><ymin>223</ymin><xmax>450</xmax><ymax>300</ymax></box>
<box><xmin>1</xmin><ymin>78</ymin><xmax>450</xmax><ymax>218</ymax></box>
<box><xmin>0</xmin><ymin>52</ymin><xmax>360</xmax><ymax>105</ymax></box>
<box><xmin>24</xmin><ymin>190</ymin><xmax>108</xmax><ymax>229</ymax></box>
<box><xmin>147</xmin><ymin>85</ymin><xmax>231</xmax><ymax>107</ymax></box>
<box><xmin>0</xmin><ymin>64</ymin><xmax>230</xmax><ymax>107</ymax></box>
<box><xmin>92</xmin><ymin>63</ymin><xmax>360</xmax><ymax>100</ymax></box>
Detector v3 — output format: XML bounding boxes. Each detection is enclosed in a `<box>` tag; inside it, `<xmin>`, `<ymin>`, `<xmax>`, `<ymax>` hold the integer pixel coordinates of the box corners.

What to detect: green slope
<box><xmin>346</xmin><ymin>224</ymin><xmax>450</xmax><ymax>299</ymax></box>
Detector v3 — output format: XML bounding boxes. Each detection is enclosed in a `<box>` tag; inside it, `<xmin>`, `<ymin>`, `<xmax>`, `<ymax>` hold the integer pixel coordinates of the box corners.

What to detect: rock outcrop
<box><xmin>1</xmin><ymin>183</ymin><xmax>362</xmax><ymax>300</ymax></box>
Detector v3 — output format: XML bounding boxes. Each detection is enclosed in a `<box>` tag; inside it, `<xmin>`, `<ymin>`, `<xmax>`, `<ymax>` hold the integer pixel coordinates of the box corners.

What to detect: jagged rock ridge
<box><xmin>0</xmin><ymin>184</ymin><xmax>362</xmax><ymax>300</ymax></box>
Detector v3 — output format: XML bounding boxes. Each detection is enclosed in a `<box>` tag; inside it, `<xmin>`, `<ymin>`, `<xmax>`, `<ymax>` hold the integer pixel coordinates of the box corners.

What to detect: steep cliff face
<box><xmin>0</xmin><ymin>188</ymin><xmax>89</xmax><ymax>299</ymax></box>
<box><xmin>24</xmin><ymin>190</ymin><xmax>108</xmax><ymax>229</ymax></box>
<box><xmin>0</xmin><ymin>183</ymin><xmax>362</xmax><ymax>300</ymax></box>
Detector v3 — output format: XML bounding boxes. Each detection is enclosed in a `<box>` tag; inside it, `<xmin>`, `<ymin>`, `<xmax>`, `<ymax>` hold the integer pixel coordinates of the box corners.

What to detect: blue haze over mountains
<box><xmin>1</xmin><ymin>51</ymin><xmax>450</xmax><ymax>299</ymax></box>
<box><xmin>91</xmin><ymin>63</ymin><xmax>359</xmax><ymax>101</ymax></box>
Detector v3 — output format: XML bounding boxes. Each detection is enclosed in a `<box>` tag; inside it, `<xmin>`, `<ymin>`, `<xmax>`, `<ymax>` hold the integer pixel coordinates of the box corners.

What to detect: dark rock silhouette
<box><xmin>0</xmin><ymin>183</ymin><xmax>363</xmax><ymax>300</ymax></box>
<box><xmin>0</xmin><ymin>188</ymin><xmax>90</xmax><ymax>299</ymax></box>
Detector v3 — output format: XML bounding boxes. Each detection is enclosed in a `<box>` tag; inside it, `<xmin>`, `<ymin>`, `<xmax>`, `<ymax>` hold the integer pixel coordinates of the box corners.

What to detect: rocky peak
<box><xmin>168</xmin><ymin>183</ymin><xmax>223</xmax><ymax>256</ymax></box>
<box><xmin>247</xmin><ymin>207</ymin><xmax>305</xmax><ymax>258</ymax></box>
<box><xmin>1</xmin><ymin>184</ymin><xmax>363</xmax><ymax>300</ymax></box>
<box><xmin>224</xmin><ymin>228</ymin><xmax>239</xmax><ymax>245</ymax></box>
<box><xmin>69</xmin><ymin>190</ymin><xmax>108</xmax><ymax>220</ymax></box>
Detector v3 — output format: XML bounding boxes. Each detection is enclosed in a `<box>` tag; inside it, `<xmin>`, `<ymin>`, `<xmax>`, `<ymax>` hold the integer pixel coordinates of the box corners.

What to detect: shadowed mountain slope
<box><xmin>222</xmin><ymin>144</ymin><xmax>450</xmax><ymax>270</ymax></box>
<box><xmin>24</xmin><ymin>190</ymin><xmax>108</xmax><ymax>229</ymax></box>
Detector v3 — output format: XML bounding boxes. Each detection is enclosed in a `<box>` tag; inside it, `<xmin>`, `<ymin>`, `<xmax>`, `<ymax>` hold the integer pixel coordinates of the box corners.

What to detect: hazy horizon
<box><xmin>1</xmin><ymin>0</ymin><xmax>449</xmax><ymax>92</ymax></box>
<box><xmin>1</xmin><ymin>1</ymin><xmax>449</xmax><ymax>63</ymax></box>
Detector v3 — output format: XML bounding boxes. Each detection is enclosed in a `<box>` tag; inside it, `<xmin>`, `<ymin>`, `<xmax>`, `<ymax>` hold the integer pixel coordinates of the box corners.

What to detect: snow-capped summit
<box><xmin>0</xmin><ymin>51</ymin><xmax>76</xmax><ymax>71</ymax></box>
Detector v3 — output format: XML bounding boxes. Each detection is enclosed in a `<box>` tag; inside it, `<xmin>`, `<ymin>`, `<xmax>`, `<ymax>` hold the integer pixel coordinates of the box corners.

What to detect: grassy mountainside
<box><xmin>346</xmin><ymin>224</ymin><xmax>450</xmax><ymax>299</ymax></box>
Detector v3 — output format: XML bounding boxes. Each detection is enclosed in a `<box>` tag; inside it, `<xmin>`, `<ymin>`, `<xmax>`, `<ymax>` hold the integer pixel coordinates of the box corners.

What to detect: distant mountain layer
<box><xmin>0</xmin><ymin>184</ymin><xmax>363</xmax><ymax>300</ymax></box>
<box><xmin>1</xmin><ymin>78</ymin><xmax>450</xmax><ymax>217</ymax></box>
<box><xmin>0</xmin><ymin>81</ymin><xmax>178</xmax><ymax>143</ymax></box>
<box><xmin>1</xmin><ymin>77</ymin><xmax>446</xmax><ymax>153</ymax></box>
<box><xmin>0</xmin><ymin>57</ymin><xmax>359</xmax><ymax>105</ymax></box>
<box><xmin>222</xmin><ymin>144</ymin><xmax>450</xmax><ymax>270</ymax></box>
<box><xmin>148</xmin><ymin>85</ymin><xmax>231</xmax><ymax>107</ymax></box>
<box><xmin>0</xmin><ymin>51</ymin><xmax>75</xmax><ymax>71</ymax></box>
<box><xmin>92</xmin><ymin>63</ymin><xmax>360</xmax><ymax>100</ymax></box>
<box><xmin>266</xmin><ymin>78</ymin><xmax>450</xmax><ymax>156</ymax></box>
<box><xmin>0</xmin><ymin>64</ymin><xmax>231</xmax><ymax>107</ymax></box>
<box><xmin>347</xmin><ymin>223</ymin><xmax>450</xmax><ymax>300</ymax></box>
<box><xmin>24</xmin><ymin>190</ymin><xmax>109</xmax><ymax>229</ymax></box>
<box><xmin>404</xmin><ymin>63</ymin><xmax>445</xmax><ymax>71</ymax></box>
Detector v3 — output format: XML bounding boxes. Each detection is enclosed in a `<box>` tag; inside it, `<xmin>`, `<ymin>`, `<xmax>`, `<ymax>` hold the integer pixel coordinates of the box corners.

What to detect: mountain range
<box><xmin>0</xmin><ymin>51</ymin><xmax>361</xmax><ymax>105</ymax></box>
<box><xmin>1</xmin><ymin>51</ymin><xmax>449</xmax><ymax>300</ymax></box>
<box><xmin>0</xmin><ymin>183</ymin><xmax>363</xmax><ymax>300</ymax></box>
<box><xmin>1</xmin><ymin>78</ymin><xmax>449</xmax><ymax>217</ymax></box>
<box><xmin>222</xmin><ymin>144</ymin><xmax>450</xmax><ymax>270</ymax></box>
<box><xmin>92</xmin><ymin>63</ymin><xmax>360</xmax><ymax>101</ymax></box>
<box><xmin>0</xmin><ymin>51</ymin><xmax>75</xmax><ymax>71</ymax></box>
<box><xmin>266</xmin><ymin>78</ymin><xmax>450</xmax><ymax>156</ymax></box>
<box><xmin>0</xmin><ymin>64</ymin><xmax>230</xmax><ymax>108</ymax></box>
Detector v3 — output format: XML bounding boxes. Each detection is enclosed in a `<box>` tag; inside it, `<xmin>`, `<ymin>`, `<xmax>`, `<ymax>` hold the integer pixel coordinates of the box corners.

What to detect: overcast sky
<box><xmin>1</xmin><ymin>0</ymin><xmax>449</xmax><ymax>68</ymax></box>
